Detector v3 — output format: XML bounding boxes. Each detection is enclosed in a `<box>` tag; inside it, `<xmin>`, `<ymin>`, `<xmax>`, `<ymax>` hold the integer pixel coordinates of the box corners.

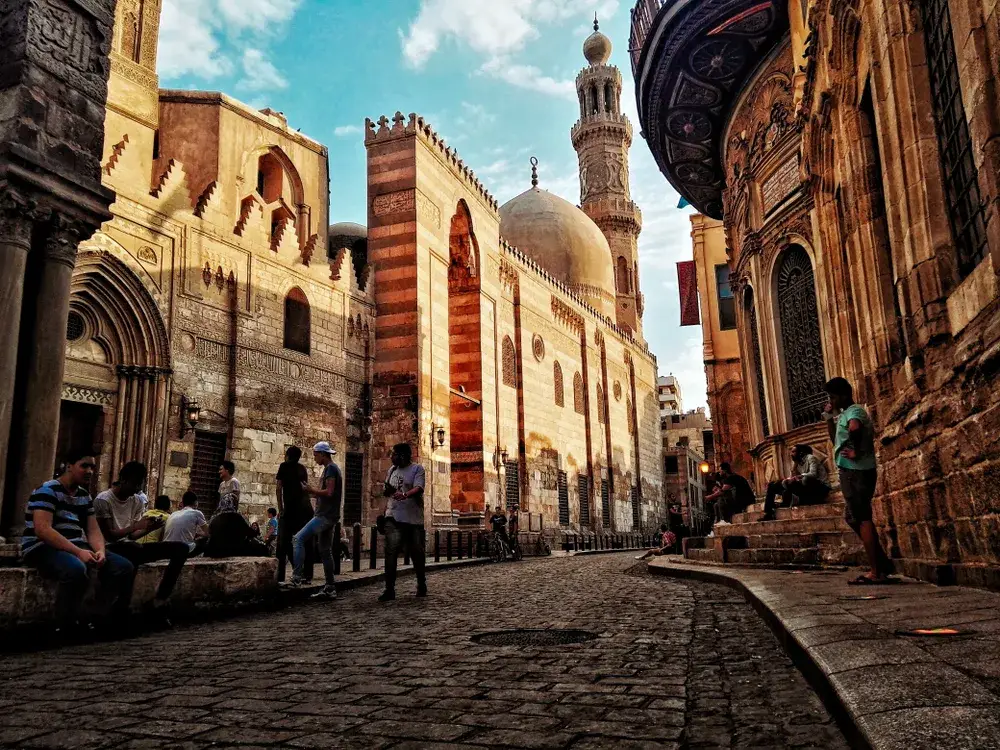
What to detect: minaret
<box><xmin>572</xmin><ymin>15</ymin><xmax>644</xmax><ymax>337</ymax></box>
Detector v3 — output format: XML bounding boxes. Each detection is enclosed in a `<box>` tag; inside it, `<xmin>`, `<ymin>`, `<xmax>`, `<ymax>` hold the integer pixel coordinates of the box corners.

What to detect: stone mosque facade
<box><xmin>2</xmin><ymin>4</ymin><xmax>663</xmax><ymax>537</ymax></box>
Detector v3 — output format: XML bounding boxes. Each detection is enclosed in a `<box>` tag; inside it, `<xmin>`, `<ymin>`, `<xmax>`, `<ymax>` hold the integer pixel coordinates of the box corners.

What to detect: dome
<box><xmin>499</xmin><ymin>186</ymin><xmax>615</xmax><ymax>317</ymax></box>
<box><xmin>583</xmin><ymin>16</ymin><xmax>612</xmax><ymax>65</ymax></box>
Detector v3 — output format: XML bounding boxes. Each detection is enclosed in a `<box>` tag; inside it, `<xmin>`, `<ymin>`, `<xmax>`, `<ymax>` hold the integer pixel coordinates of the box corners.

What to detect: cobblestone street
<box><xmin>0</xmin><ymin>554</ymin><xmax>849</xmax><ymax>749</ymax></box>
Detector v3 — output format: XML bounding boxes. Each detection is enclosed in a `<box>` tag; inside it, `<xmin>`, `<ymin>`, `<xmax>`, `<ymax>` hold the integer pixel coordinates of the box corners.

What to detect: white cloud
<box><xmin>401</xmin><ymin>0</ymin><xmax>618</xmax><ymax>97</ymax></box>
<box><xmin>238</xmin><ymin>48</ymin><xmax>289</xmax><ymax>91</ymax></box>
<box><xmin>158</xmin><ymin>0</ymin><xmax>300</xmax><ymax>86</ymax></box>
<box><xmin>477</xmin><ymin>58</ymin><xmax>576</xmax><ymax>99</ymax></box>
<box><xmin>334</xmin><ymin>125</ymin><xmax>363</xmax><ymax>137</ymax></box>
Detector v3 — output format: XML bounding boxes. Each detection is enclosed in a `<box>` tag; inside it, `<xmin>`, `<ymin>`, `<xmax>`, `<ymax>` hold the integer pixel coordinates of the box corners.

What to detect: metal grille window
<box><xmin>601</xmin><ymin>479</ymin><xmax>611</xmax><ymax>525</ymax></box>
<box><xmin>715</xmin><ymin>264</ymin><xmax>737</xmax><ymax>330</ymax></box>
<box><xmin>504</xmin><ymin>460</ymin><xmax>520</xmax><ymax>511</ymax></box>
<box><xmin>558</xmin><ymin>470</ymin><xmax>570</xmax><ymax>526</ymax></box>
<box><xmin>502</xmin><ymin>336</ymin><xmax>516</xmax><ymax>387</ymax></box>
<box><xmin>664</xmin><ymin>455</ymin><xmax>679</xmax><ymax>474</ymax></box>
<box><xmin>344</xmin><ymin>452</ymin><xmax>364</xmax><ymax>525</ymax></box>
<box><xmin>553</xmin><ymin>361</ymin><xmax>564</xmax><ymax>407</ymax></box>
<box><xmin>190</xmin><ymin>431</ymin><xmax>227</xmax><ymax>516</ymax></box>
<box><xmin>631</xmin><ymin>486</ymin><xmax>641</xmax><ymax>530</ymax></box>
<box><xmin>921</xmin><ymin>0</ymin><xmax>988</xmax><ymax>277</ymax></box>
<box><xmin>578</xmin><ymin>474</ymin><xmax>590</xmax><ymax>525</ymax></box>
<box><xmin>746</xmin><ymin>288</ymin><xmax>770</xmax><ymax>436</ymax></box>
<box><xmin>776</xmin><ymin>248</ymin><xmax>826</xmax><ymax>427</ymax></box>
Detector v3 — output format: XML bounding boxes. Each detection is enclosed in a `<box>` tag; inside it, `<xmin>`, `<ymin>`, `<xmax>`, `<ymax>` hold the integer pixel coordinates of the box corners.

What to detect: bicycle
<box><xmin>489</xmin><ymin>532</ymin><xmax>510</xmax><ymax>562</ymax></box>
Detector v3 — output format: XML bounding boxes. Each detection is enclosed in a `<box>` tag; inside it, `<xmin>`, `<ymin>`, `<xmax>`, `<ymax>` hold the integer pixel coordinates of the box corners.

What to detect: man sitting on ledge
<box><xmin>762</xmin><ymin>444</ymin><xmax>830</xmax><ymax>521</ymax></box>
<box><xmin>21</xmin><ymin>451</ymin><xmax>134</xmax><ymax>630</ymax></box>
<box><xmin>95</xmin><ymin>461</ymin><xmax>191</xmax><ymax>614</ymax></box>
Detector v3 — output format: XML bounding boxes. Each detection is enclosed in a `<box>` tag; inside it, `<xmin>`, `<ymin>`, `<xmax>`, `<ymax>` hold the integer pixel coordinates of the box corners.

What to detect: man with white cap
<box><xmin>285</xmin><ymin>441</ymin><xmax>342</xmax><ymax>599</ymax></box>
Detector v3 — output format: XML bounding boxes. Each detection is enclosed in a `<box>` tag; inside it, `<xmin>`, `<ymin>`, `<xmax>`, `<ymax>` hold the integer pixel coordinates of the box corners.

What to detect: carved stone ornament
<box><xmin>29</xmin><ymin>0</ymin><xmax>104</xmax><ymax>76</ymax></box>
<box><xmin>532</xmin><ymin>334</ymin><xmax>545</xmax><ymax>362</ymax></box>
<box><xmin>136</xmin><ymin>245</ymin><xmax>157</xmax><ymax>264</ymax></box>
<box><xmin>202</xmin><ymin>262</ymin><xmax>212</xmax><ymax>286</ymax></box>
<box><xmin>613</xmin><ymin>380</ymin><xmax>622</xmax><ymax>401</ymax></box>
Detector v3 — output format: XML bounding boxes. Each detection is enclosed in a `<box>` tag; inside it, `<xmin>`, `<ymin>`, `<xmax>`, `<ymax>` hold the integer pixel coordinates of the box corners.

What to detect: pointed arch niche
<box><xmin>447</xmin><ymin>200</ymin><xmax>485</xmax><ymax>514</ymax></box>
<box><xmin>62</xmin><ymin>248</ymin><xmax>171</xmax><ymax>491</ymax></box>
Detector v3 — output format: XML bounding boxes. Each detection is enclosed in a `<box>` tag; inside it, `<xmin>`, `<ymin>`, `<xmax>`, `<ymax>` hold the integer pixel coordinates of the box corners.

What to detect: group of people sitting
<box><xmin>21</xmin><ymin>450</ymin><xmax>275</xmax><ymax>632</ymax></box>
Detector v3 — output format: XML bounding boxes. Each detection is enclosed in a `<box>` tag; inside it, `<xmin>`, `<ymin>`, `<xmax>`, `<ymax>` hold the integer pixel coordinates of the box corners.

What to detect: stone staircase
<box><xmin>683</xmin><ymin>498</ymin><xmax>866</xmax><ymax>567</ymax></box>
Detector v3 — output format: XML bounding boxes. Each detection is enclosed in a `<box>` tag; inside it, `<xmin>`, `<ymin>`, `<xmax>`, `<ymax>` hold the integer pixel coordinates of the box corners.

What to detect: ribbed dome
<box><xmin>328</xmin><ymin>222</ymin><xmax>368</xmax><ymax>279</ymax></box>
<box><xmin>584</xmin><ymin>17</ymin><xmax>612</xmax><ymax>65</ymax></box>
<box><xmin>499</xmin><ymin>187</ymin><xmax>615</xmax><ymax>317</ymax></box>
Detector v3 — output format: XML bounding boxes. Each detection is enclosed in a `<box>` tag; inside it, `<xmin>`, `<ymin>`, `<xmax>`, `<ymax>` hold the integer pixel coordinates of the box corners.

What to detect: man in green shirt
<box><xmin>823</xmin><ymin>377</ymin><xmax>894</xmax><ymax>584</ymax></box>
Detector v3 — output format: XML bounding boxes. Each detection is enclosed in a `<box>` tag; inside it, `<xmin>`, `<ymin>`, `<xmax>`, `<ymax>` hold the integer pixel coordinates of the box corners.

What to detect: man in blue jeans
<box><xmin>284</xmin><ymin>441</ymin><xmax>342</xmax><ymax>600</ymax></box>
<box><xmin>21</xmin><ymin>450</ymin><xmax>134</xmax><ymax>632</ymax></box>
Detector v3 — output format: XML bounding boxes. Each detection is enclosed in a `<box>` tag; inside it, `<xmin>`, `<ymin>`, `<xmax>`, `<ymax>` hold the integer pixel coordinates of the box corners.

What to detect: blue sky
<box><xmin>157</xmin><ymin>0</ymin><xmax>707</xmax><ymax>411</ymax></box>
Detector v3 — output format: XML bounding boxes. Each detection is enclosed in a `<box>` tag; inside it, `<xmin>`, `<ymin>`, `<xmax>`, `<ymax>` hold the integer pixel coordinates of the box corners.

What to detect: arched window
<box><xmin>590</xmin><ymin>83</ymin><xmax>599</xmax><ymax>115</ymax></box>
<box><xmin>776</xmin><ymin>247</ymin><xmax>825</xmax><ymax>427</ymax></box>
<box><xmin>553</xmin><ymin>361</ymin><xmax>564</xmax><ymax>407</ymax></box>
<box><xmin>604</xmin><ymin>82</ymin><xmax>614</xmax><ymax>113</ymax></box>
<box><xmin>616</xmin><ymin>256</ymin><xmax>631</xmax><ymax>294</ymax></box>
<box><xmin>573</xmin><ymin>372</ymin><xmax>585</xmax><ymax>415</ymax></box>
<box><xmin>578</xmin><ymin>90</ymin><xmax>587</xmax><ymax>119</ymax></box>
<box><xmin>501</xmin><ymin>336</ymin><xmax>516</xmax><ymax>387</ymax></box>
<box><xmin>597</xmin><ymin>384</ymin><xmax>605</xmax><ymax>424</ymax></box>
<box><xmin>745</xmin><ymin>287</ymin><xmax>769</xmax><ymax>437</ymax></box>
<box><xmin>284</xmin><ymin>287</ymin><xmax>310</xmax><ymax>354</ymax></box>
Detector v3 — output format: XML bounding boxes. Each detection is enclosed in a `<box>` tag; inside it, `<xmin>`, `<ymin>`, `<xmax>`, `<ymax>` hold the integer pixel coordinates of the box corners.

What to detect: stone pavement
<box><xmin>0</xmin><ymin>553</ymin><xmax>847</xmax><ymax>749</ymax></box>
<box><xmin>649</xmin><ymin>557</ymin><xmax>1000</xmax><ymax>750</ymax></box>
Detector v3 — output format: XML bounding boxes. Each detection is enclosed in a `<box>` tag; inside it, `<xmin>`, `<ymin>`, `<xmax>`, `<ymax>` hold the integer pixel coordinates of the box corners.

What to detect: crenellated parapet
<box><xmin>365</xmin><ymin>112</ymin><xmax>499</xmax><ymax>213</ymax></box>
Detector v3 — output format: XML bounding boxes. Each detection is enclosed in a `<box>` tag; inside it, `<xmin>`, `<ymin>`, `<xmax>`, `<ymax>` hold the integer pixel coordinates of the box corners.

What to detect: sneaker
<box><xmin>416</xmin><ymin>584</ymin><xmax>428</xmax><ymax>598</ymax></box>
<box><xmin>311</xmin><ymin>585</ymin><xmax>337</xmax><ymax>600</ymax></box>
<box><xmin>280</xmin><ymin>578</ymin><xmax>304</xmax><ymax>589</ymax></box>
<box><xmin>378</xmin><ymin>590</ymin><xmax>396</xmax><ymax>602</ymax></box>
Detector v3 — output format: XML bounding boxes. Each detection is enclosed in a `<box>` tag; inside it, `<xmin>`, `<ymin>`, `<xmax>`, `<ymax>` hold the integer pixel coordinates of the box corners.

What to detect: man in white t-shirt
<box><xmin>163</xmin><ymin>491</ymin><xmax>209</xmax><ymax>553</ymax></box>
<box><xmin>96</xmin><ymin>462</ymin><xmax>191</xmax><ymax>610</ymax></box>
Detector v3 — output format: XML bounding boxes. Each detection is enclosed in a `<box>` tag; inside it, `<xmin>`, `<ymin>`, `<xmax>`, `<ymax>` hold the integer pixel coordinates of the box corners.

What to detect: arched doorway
<box><xmin>61</xmin><ymin>248</ymin><xmax>171</xmax><ymax>492</ymax></box>
<box><xmin>774</xmin><ymin>246</ymin><xmax>826</xmax><ymax>427</ymax></box>
<box><xmin>447</xmin><ymin>201</ymin><xmax>485</xmax><ymax>514</ymax></box>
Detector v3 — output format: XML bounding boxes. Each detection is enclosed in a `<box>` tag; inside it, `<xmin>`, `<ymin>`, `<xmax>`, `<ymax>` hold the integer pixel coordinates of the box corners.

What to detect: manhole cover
<box><xmin>472</xmin><ymin>629</ymin><xmax>598</xmax><ymax>647</ymax></box>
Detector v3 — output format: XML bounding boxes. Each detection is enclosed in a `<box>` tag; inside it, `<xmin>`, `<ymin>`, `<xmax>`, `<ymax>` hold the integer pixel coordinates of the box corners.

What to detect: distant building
<box><xmin>662</xmin><ymin>446</ymin><xmax>708</xmax><ymax>535</ymax></box>
<box><xmin>657</xmin><ymin>375</ymin><xmax>682</xmax><ymax>417</ymax></box>
<box><xmin>661</xmin><ymin>408</ymin><xmax>713</xmax><ymax>465</ymax></box>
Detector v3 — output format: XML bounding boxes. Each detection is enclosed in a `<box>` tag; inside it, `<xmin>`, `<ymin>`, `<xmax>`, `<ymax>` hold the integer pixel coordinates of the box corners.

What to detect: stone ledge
<box><xmin>648</xmin><ymin>557</ymin><xmax>1000</xmax><ymax>750</ymax></box>
<box><xmin>0</xmin><ymin>557</ymin><xmax>277</xmax><ymax>627</ymax></box>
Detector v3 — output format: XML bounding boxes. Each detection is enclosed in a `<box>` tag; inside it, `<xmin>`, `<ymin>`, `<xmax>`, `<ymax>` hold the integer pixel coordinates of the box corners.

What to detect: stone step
<box><xmin>715</xmin><ymin>516</ymin><xmax>853</xmax><ymax>538</ymax></box>
<box><xmin>743</xmin><ymin>530</ymin><xmax>859</xmax><ymax>549</ymax></box>
<box><xmin>731</xmin><ymin>502</ymin><xmax>846</xmax><ymax>525</ymax></box>
<box><xmin>685</xmin><ymin>547</ymin><xmax>721</xmax><ymax>563</ymax></box>
<box><xmin>727</xmin><ymin>547</ymin><xmax>820</xmax><ymax>566</ymax></box>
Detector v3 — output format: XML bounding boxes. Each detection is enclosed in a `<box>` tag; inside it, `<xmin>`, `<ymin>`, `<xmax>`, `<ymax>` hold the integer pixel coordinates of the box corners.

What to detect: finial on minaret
<box><xmin>594</xmin><ymin>13</ymin><xmax>599</xmax><ymax>32</ymax></box>
<box><xmin>530</xmin><ymin>157</ymin><xmax>539</xmax><ymax>188</ymax></box>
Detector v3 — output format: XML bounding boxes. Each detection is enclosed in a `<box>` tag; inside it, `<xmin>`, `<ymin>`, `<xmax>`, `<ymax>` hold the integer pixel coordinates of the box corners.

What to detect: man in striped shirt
<box><xmin>22</xmin><ymin>450</ymin><xmax>134</xmax><ymax>627</ymax></box>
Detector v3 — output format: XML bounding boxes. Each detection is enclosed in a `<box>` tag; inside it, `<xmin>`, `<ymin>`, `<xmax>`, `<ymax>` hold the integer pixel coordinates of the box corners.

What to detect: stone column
<box><xmin>0</xmin><ymin>204</ymin><xmax>33</xmax><ymax>507</ymax></box>
<box><xmin>8</xmin><ymin>223</ymin><xmax>84</xmax><ymax>529</ymax></box>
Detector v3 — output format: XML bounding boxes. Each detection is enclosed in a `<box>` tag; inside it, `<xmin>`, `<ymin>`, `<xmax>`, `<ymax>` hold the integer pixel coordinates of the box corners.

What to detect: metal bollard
<box><xmin>352</xmin><ymin>523</ymin><xmax>361</xmax><ymax>572</ymax></box>
<box><xmin>369</xmin><ymin>526</ymin><xmax>377</xmax><ymax>570</ymax></box>
<box><xmin>458</xmin><ymin>530</ymin><xmax>465</xmax><ymax>560</ymax></box>
<box><xmin>435</xmin><ymin>530</ymin><xmax>441</xmax><ymax>562</ymax></box>
<box><xmin>446</xmin><ymin>531</ymin><xmax>453</xmax><ymax>561</ymax></box>
<box><xmin>404</xmin><ymin>544</ymin><xmax>410</xmax><ymax>566</ymax></box>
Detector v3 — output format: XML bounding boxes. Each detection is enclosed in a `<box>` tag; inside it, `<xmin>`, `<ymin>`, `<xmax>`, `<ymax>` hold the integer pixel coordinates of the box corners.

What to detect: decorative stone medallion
<box><xmin>613</xmin><ymin>380</ymin><xmax>622</xmax><ymax>401</ymax></box>
<box><xmin>532</xmin><ymin>334</ymin><xmax>545</xmax><ymax>362</ymax></box>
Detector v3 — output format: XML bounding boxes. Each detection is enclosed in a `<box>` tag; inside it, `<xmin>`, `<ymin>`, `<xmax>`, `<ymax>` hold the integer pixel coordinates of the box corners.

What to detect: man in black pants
<box><xmin>762</xmin><ymin>444</ymin><xmax>831</xmax><ymax>521</ymax></box>
<box><xmin>95</xmin><ymin>462</ymin><xmax>190</xmax><ymax>613</ymax></box>
<box><xmin>275</xmin><ymin>446</ymin><xmax>312</xmax><ymax>583</ymax></box>
<box><xmin>379</xmin><ymin>443</ymin><xmax>427</xmax><ymax>602</ymax></box>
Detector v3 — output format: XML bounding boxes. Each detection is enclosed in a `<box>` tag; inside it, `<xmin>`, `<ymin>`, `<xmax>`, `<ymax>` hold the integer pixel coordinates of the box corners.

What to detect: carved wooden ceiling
<box><xmin>635</xmin><ymin>0</ymin><xmax>788</xmax><ymax>219</ymax></box>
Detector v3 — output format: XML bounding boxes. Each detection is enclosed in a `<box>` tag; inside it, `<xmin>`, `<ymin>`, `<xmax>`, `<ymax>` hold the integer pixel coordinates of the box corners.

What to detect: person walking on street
<box><xmin>275</xmin><ymin>446</ymin><xmax>312</xmax><ymax>583</ymax></box>
<box><xmin>285</xmin><ymin>442</ymin><xmax>342</xmax><ymax>600</ymax></box>
<box><xmin>379</xmin><ymin>443</ymin><xmax>427</xmax><ymax>602</ymax></box>
<box><xmin>823</xmin><ymin>377</ymin><xmax>895</xmax><ymax>584</ymax></box>
<box><xmin>21</xmin><ymin>451</ymin><xmax>135</xmax><ymax>631</ymax></box>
